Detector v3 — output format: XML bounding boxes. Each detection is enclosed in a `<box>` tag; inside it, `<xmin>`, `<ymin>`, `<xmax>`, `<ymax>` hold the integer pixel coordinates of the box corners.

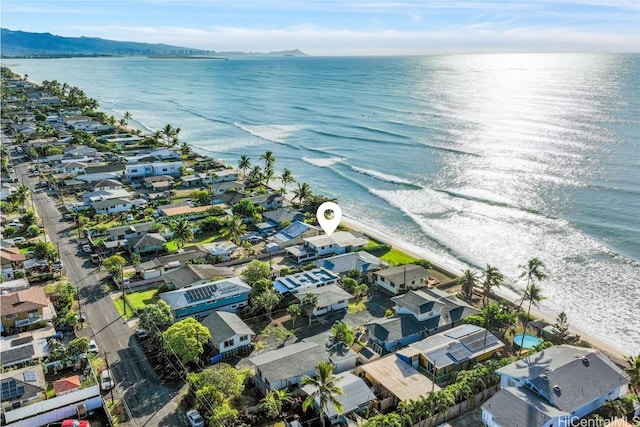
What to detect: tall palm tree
<box><xmin>260</xmin><ymin>150</ymin><xmax>276</xmax><ymax>171</ymax></box>
<box><xmin>293</xmin><ymin>182</ymin><xmax>312</xmax><ymax>206</ymax></box>
<box><xmin>220</xmin><ymin>215</ymin><xmax>247</xmax><ymax>245</ymax></box>
<box><xmin>482</xmin><ymin>265</ymin><xmax>504</xmax><ymax>306</ymax></box>
<box><xmin>162</xmin><ymin>124</ymin><xmax>175</xmax><ymax>146</ymax></box>
<box><xmin>263</xmin><ymin>166</ymin><xmax>275</xmax><ymax>187</ymax></box>
<box><xmin>302</xmin><ymin>292</ymin><xmax>318</xmax><ymax>326</ymax></box>
<box><xmin>238</xmin><ymin>155</ymin><xmax>251</xmax><ymax>179</ymax></box>
<box><xmin>249</xmin><ymin>165</ymin><xmax>263</xmax><ymax>186</ymax></box>
<box><xmin>280</xmin><ymin>168</ymin><xmax>295</xmax><ymax>194</ymax></box>
<box><xmin>170</xmin><ymin>218</ymin><xmax>194</xmax><ymax>248</ymax></box>
<box><xmin>460</xmin><ymin>269</ymin><xmax>478</xmax><ymax>301</ymax></box>
<box><xmin>517</xmin><ymin>258</ymin><xmax>547</xmax><ymax>312</ymax></box>
<box><xmin>123</xmin><ymin>111</ymin><xmax>132</xmax><ymax>126</ymax></box>
<box><xmin>330</xmin><ymin>320</ymin><xmax>355</xmax><ymax>348</ymax></box>
<box><xmin>180</xmin><ymin>141</ymin><xmax>192</xmax><ymax>157</ymax></box>
<box><xmin>301</xmin><ymin>361</ymin><xmax>344</xmax><ymax>427</ymax></box>
<box><xmin>259</xmin><ymin>389</ymin><xmax>293</xmax><ymax>419</ymax></box>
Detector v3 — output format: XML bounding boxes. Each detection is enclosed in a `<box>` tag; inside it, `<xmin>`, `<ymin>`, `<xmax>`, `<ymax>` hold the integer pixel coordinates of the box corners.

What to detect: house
<box><xmin>93</xmin><ymin>178</ymin><xmax>123</xmax><ymax>191</ymax></box>
<box><xmin>161</xmin><ymin>264</ymin><xmax>235</xmax><ymax>289</ymax></box>
<box><xmin>270</xmin><ymin>221</ymin><xmax>321</xmax><ymax>249</ymax></box>
<box><xmin>302</xmin><ymin>231</ymin><xmax>369</xmax><ymax>258</ymax></box>
<box><xmin>105</xmin><ymin>222</ymin><xmax>157</xmax><ymax>241</ymax></box>
<box><xmin>64</xmin><ymin>145</ymin><xmax>99</xmax><ymax>158</ymax></box>
<box><xmin>0</xmin><ymin>278</ymin><xmax>30</xmax><ymax>294</ymax></box>
<box><xmin>0</xmin><ymin>287</ymin><xmax>54</xmax><ymax>333</ymax></box>
<box><xmin>181</xmin><ymin>173</ymin><xmax>207</xmax><ymax>187</ymax></box>
<box><xmin>125</xmin><ymin>161</ymin><xmax>184</xmax><ymax>180</ymax></box>
<box><xmin>372</xmin><ymin>264</ymin><xmax>431</xmax><ymax>295</ymax></box>
<box><xmin>364</xmin><ymin>289</ymin><xmax>479</xmax><ymax>353</ymax></box>
<box><xmin>0</xmin><ymin>365</ymin><xmax>46</xmax><ymax>413</ymax></box>
<box><xmin>481</xmin><ymin>345</ymin><xmax>630</xmax><ymax>427</ymax></box>
<box><xmin>91</xmin><ymin>197</ymin><xmax>133</xmax><ymax>214</ymax></box>
<box><xmin>0</xmin><ymin>326</ymin><xmax>59</xmax><ymax>368</ymax></box>
<box><xmin>201</xmin><ymin>311</ymin><xmax>255</xmax><ymax>357</ymax></box>
<box><xmin>262</xmin><ymin>208</ymin><xmax>305</xmax><ymax>227</ymax></box>
<box><xmin>314</xmin><ymin>251</ymin><xmax>385</xmax><ymax>276</ymax></box>
<box><xmin>54</xmin><ymin>161</ymin><xmax>88</xmax><ymax>175</ymax></box>
<box><xmin>82</xmin><ymin>188</ymin><xmax>132</xmax><ymax>203</ymax></box>
<box><xmin>127</xmin><ymin>233</ymin><xmax>167</xmax><ymax>254</ymax></box>
<box><xmin>249</xmin><ymin>341</ymin><xmax>328</xmax><ymax>394</ymax></box>
<box><xmin>142</xmin><ymin>175</ymin><xmax>175</xmax><ymax>190</ymax></box>
<box><xmin>160</xmin><ymin>276</ymin><xmax>251</xmax><ymax>320</ymax></box>
<box><xmin>406</xmin><ymin>324</ymin><xmax>505</xmax><ymax>382</ymax></box>
<box><xmin>273</xmin><ymin>268</ymin><xmax>340</xmax><ymax>295</ymax></box>
<box><xmin>0</xmin><ymin>247</ymin><xmax>26</xmax><ymax>281</ymax></box>
<box><xmin>355</xmin><ymin>355</ymin><xmax>440</xmax><ymax>410</ymax></box>
<box><xmin>158</xmin><ymin>204</ymin><xmax>214</xmax><ymax>220</ymax></box>
<box><xmin>134</xmin><ymin>248</ymin><xmax>209</xmax><ymax>280</ymax></box>
<box><xmin>249</xmin><ymin>193</ymin><xmax>284</xmax><ymax>211</ymax></box>
<box><xmin>293</xmin><ymin>284</ymin><xmax>352</xmax><ymax>316</ymax></box>
<box><xmin>210</xmin><ymin>181</ymin><xmax>243</xmax><ymax>197</ymax></box>
<box><xmin>301</xmin><ymin>372</ymin><xmax>376</xmax><ymax>425</ymax></box>
<box><xmin>208</xmin><ymin>169</ymin><xmax>240</xmax><ymax>183</ymax></box>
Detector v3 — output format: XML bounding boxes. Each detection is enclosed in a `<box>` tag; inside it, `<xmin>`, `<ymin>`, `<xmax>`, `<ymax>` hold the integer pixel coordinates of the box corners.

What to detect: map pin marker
<box><xmin>316</xmin><ymin>202</ymin><xmax>342</xmax><ymax>236</ymax></box>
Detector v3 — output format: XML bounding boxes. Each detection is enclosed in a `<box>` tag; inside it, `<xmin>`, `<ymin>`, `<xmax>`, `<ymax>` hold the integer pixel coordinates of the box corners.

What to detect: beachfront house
<box><xmin>481</xmin><ymin>345</ymin><xmax>630</xmax><ymax>427</ymax></box>
<box><xmin>249</xmin><ymin>341</ymin><xmax>328</xmax><ymax>395</ymax></box>
<box><xmin>314</xmin><ymin>251</ymin><xmax>385</xmax><ymax>276</ymax></box>
<box><xmin>301</xmin><ymin>372</ymin><xmax>376</xmax><ymax>425</ymax></box>
<box><xmin>273</xmin><ymin>267</ymin><xmax>340</xmax><ymax>295</ymax></box>
<box><xmin>269</xmin><ymin>221</ymin><xmax>321</xmax><ymax>249</ymax></box>
<box><xmin>355</xmin><ymin>354</ymin><xmax>440</xmax><ymax>411</ymax></box>
<box><xmin>160</xmin><ymin>276</ymin><xmax>251</xmax><ymax>320</ymax></box>
<box><xmin>372</xmin><ymin>264</ymin><xmax>431</xmax><ymax>295</ymax></box>
<box><xmin>364</xmin><ymin>289</ymin><xmax>479</xmax><ymax>353</ymax></box>
<box><xmin>200</xmin><ymin>311</ymin><xmax>255</xmax><ymax>358</ymax></box>
<box><xmin>292</xmin><ymin>284</ymin><xmax>353</xmax><ymax>317</ymax></box>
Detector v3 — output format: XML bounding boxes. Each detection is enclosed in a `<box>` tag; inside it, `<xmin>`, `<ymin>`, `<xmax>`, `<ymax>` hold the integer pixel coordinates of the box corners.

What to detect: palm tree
<box><xmin>220</xmin><ymin>215</ymin><xmax>247</xmax><ymax>245</ymax></box>
<box><xmin>238</xmin><ymin>155</ymin><xmax>251</xmax><ymax>179</ymax></box>
<box><xmin>162</xmin><ymin>124</ymin><xmax>175</xmax><ymax>146</ymax></box>
<box><xmin>426</xmin><ymin>390</ymin><xmax>455</xmax><ymax>426</ymax></box>
<box><xmin>249</xmin><ymin>165</ymin><xmax>263</xmax><ymax>186</ymax></box>
<box><xmin>260</xmin><ymin>150</ymin><xmax>276</xmax><ymax>171</ymax></box>
<box><xmin>170</xmin><ymin>218</ymin><xmax>194</xmax><ymax>248</ymax></box>
<box><xmin>302</xmin><ymin>361</ymin><xmax>343</xmax><ymax>427</ymax></box>
<box><xmin>280</xmin><ymin>168</ymin><xmax>295</xmax><ymax>194</ymax></box>
<box><xmin>293</xmin><ymin>182</ymin><xmax>312</xmax><ymax>206</ymax></box>
<box><xmin>460</xmin><ymin>269</ymin><xmax>478</xmax><ymax>301</ymax></box>
<box><xmin>481</xmin><ymin>264</ymin><xmax>504</xmax><ymax>306</ymax></box>
<box><xmin>10</xmin><ymin>183</ymin><xmax>31</xmax><ymax>208</ymax></box>
<box><xmin>123</xmin><ymin>111</ymin><xmax>132</xmax><ymax>126</ymax></box>
<box><xmin>263</xmin><ymin>166</ymin><xmax>275</xmax><ymax>187</ymax></box>
<box><xmin>259</xmin><ymin>389</ymin><xmax>293</xmax><ymax>419</ymax></box>
<box><xmin>330</xmin><ymin>320</ymin><xmax>355</xmax><ymax>348</ymax></box>
<box><xmin>363</xmin><ymin>413</ymin><xmax>403</xmax><ymax>427</ymax></box>
<box><xmin>624</xmin><ymin>354</ymin><xmax>640</xmax><ymax>396</ymax></box>
<box><xmin>302</xmin><ymin>292</ymin><xmax>318</xmax><ymax>326</ymax></box>
<box><xmin>288</xmin><ymin>304</ymin><xmax>301</xmax><ymax>328</ymax></box>
<box><xmin>517</xmin><ymin>258</ymin><xmax>547</xmax><ymax>312</ymax></box>
<box><xmin>180</xmin><ymin>141</ymin><xmax>192</xmax><ymax>157</ymax></box>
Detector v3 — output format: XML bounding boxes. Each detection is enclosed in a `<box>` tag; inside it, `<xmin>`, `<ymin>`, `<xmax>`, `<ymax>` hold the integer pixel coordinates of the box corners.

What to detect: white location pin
<box><xmin>316</xmin><ymin>202</ymin><xmax>342</xmax><ymax>236</ymax></box>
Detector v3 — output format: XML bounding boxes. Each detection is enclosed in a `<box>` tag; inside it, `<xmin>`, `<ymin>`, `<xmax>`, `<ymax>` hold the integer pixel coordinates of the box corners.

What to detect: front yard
<box><xmin>113</xmin><ymin>288</ymin><xmax>159</xmax><ymax>319</ymax></box>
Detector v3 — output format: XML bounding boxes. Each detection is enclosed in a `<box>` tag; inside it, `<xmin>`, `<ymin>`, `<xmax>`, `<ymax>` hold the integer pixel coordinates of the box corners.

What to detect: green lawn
<box><xmin>379</xmin><ymin>248</ymin><xmax>417</xmax><ymax>266</ymax></box>
<box><xmin>113</xmin><ymin>296</ymin><xmax>134</xmax><ymax>319</ymax></box>
<box><xmin>127</xmin><ymin>289</ymin><xmax>159</xmax><ymax>309</ymax></box>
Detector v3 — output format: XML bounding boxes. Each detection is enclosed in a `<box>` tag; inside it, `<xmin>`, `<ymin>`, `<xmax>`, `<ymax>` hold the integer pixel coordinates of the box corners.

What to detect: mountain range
<box><xmin>0</xmin><ymin>28</ymin><xmax>306</xmax><ymax>58</ymax></box>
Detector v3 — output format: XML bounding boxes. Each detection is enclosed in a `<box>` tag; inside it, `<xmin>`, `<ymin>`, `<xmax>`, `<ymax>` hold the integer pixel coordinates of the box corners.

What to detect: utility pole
<box><xmin>121</xmin><ymin>263</ymin><xmax>126</xmax><ymax>317</ymax></box>
<box><xmin>104</xmin><ymin>352</ymin><xmax>114</xmax><ymax>403</ymax></box>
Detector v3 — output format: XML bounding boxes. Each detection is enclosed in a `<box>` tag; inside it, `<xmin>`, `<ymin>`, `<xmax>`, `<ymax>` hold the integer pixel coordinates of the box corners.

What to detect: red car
<box><xmin>61</xmin><ymin>420</ymin><xmax>90</xmax><ymax>427</ymax></box>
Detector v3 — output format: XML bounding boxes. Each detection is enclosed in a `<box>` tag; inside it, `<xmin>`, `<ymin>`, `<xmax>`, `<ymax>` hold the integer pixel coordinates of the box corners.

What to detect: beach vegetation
<box><xmin>460</xmin><ymin>269</ymin><xmax>479</xmax><ymax>301</ymax></box>
<box><xmin>481</xmin><ymin>264</ymin><xmax>504</xmax><ymax>306</ymax></box>
<box><xmin>549</xmin><ymin>311</ymin><xmax>572</xmax><ymax>345</ymax></box>
<box><xmin>293</xmin><ymin>182</ymin><xmax>312</xmax><ymax>206</ymax></box>
<box><xmin>624</xmin><ymin>354</ymin><xmax>640</xmax><ymax>396</ymax></box>
<box><xmin>238</xmin><ymin>154</ymin><xmax>251</xmax><ymax>179</ymax></box>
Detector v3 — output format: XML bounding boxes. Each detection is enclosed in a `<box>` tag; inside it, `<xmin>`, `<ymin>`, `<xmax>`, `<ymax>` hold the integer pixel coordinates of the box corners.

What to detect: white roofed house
<box><xmin>481</xmin><ymin>345</ymin><xmax>630</xmax><ymax>427</ymax></box>
<box><xmin>303</xmin><ymin>231</ymin><xmax>369</xmax><ymax>258</ymax></box>
<box><xmin>269</xmin><ymin>221</ymin><xmax>321</xmax><ymax>250</ymax></box>
<box><xmin>127</xmin><ymin>233</ymin><xmax>167</xmax><ymax>255</ymax></box>
<box><xmin>200</xmin><ymin>311</ymin><xmax>255</xmax><ymax>358</ymax></box>
<box><xmin>91</xmin><ymin>197</ymin><xmax>133</xmax><ymax>215</ymax></box>
<box><xmin>125</xmin><ymin>161</ymin><xmax>184</xmax><ymax>181</ymax></box>
<box><xmin>293</xmin><ymin>285</ymin><xmax>353</xmax><ymax>317</ymax></box>
<box><xmin>273</xmin><ymin>267</ymin><xmax>340</xmax><ymax>295</ymax></box>
<box><xmin>372</xmin><ymin>264</ymin><xmax>431</xmax><ymax>295</ymax></box>
<box><xmin>315</xmin><ymin>251</ymin><xmax>385</xmax><ymax>277</ymax></box>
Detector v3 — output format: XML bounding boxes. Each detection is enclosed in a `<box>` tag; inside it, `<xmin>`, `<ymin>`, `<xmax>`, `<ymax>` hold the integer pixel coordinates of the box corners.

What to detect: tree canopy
<box><xmin>162</xmin><ymin>318</ymin><xmax>210</xmax><ymax>364</ymax></box>
<box><xmin>241</xmin><ymin>260</ymin><xmax>271</xmax><ymax>285</ymax></box>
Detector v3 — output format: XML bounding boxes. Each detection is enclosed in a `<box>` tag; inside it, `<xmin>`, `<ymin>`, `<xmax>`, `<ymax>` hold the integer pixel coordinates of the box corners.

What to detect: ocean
<box><xmin>5</xmin><ymin>53</ymin><xmax>639</xmax><ymax>354</ymax></box>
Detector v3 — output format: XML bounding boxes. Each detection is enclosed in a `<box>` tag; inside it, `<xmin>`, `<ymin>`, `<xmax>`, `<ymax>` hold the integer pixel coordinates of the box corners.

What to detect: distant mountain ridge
<box><xmin>0</xmin><ymin>28</ymin><xmax>307</xmax><ymax>57</ymax></box>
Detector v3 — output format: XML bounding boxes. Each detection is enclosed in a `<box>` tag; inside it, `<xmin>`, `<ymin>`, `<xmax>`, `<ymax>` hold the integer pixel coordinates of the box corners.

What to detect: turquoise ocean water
<box><xmin>5</xmin><ymin>53</ymin><xmax>639</xmax><ymax>353</ymax></box>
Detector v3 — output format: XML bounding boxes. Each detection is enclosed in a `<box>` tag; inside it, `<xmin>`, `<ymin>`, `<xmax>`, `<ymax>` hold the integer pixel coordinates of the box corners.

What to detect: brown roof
<box><xmin>0</xmin><ymin>248</ymin><xmax>26</xmax><ymax>264</ymax></box>
<box><xmin>160</xmin><ymin>205</ymin><xmax>211</xmax><ymax>217</ymax></box>
<box><xmin>53</xmin><ymin>375</ymin><xmax>81</xmax><ymax>394</ymax></box>
<box><xmin>0</xmin><ymin>287</ymin><xmax>50</xmax><ymax>316</ymax></box>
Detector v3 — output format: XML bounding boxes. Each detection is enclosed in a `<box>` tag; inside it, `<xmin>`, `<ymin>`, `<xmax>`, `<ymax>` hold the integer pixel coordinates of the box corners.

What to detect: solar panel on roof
<box><xmin>23</xmin><ymin>372</ymin><xmax>36</xmax><ymax>382</ymax></box>
<box><xmin>1</xmin><ymin>380</ymin><xmax>25</xmax><ymax>402</ymax></box>
<box><xmin>447</xmin><ymin>345</ymin><xmax>471</xmax><ymax>363</ymax></box>
<box><xmin>444</xmin><ymin>324</ymin><xmax>479</xmax><ymax>339</ymax></box>
<box><xmin>461</xmin><ymin>332</ymin><xmax>499</xmax><ymax>353</ymax></box>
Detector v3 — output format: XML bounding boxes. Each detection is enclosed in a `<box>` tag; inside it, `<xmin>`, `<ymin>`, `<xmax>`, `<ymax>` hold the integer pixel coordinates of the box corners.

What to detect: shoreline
<box><xmin>339</xmin><ymin>215</ymin><xmax>627</xmax><ymax>363</ymax></box>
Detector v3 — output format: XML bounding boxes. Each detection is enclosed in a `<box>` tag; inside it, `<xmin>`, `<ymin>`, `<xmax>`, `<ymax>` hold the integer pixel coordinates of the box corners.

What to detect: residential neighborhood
<box><xmin>1</xmin><ymin>67</ymin><xmax>638</xmax><ymax>427</ymax></box>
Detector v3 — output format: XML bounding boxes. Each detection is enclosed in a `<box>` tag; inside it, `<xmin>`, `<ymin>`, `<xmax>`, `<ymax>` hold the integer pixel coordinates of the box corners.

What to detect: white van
<box><xmin>100</xmin><ymin>369</ymin><xmax>113</xmax><ymax>391</ymax></box>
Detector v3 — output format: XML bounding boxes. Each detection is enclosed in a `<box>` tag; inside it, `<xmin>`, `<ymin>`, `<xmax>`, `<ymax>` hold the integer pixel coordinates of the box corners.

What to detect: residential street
<box><xmin>11</xmin><ymin>151</ymin><xmax>186</xmax><ymax>427</ymax></box>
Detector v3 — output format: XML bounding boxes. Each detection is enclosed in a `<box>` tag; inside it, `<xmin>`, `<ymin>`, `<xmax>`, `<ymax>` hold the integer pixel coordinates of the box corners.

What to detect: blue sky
<box><xmin>2</xmin><ymin>0</ymin><xmax>638</xmax><ymax>55</ymax></box>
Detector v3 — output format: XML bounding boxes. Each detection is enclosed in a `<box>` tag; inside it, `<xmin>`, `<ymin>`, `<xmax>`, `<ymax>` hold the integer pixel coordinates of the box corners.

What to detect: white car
<box><xmin>100</xmin><ymin>369</ymin><xmax>113</xmax><ymax>391</ymax></box>
<box><xmin>12</xmin><ymin>237</ymin><xmax>26</xmax><ymax>244</ymax></box>
<box><xmin>88</xmin><ymin>339</ymin><xmax>99</xmax><ymax>354</ymax></box>
<box><xmin>186</xmin><ymin>409</ymin><xmax>204</xmax><ymax>427</ymax></box>
<box><xmin>126</xmin><ymin>214</ymin><xmax>134</xmax><ymax>222</ymax></box>
<box><xmin>82</xmin><ymin>244</ymin><xmax>92</xmax><ymax>253</ymax></box>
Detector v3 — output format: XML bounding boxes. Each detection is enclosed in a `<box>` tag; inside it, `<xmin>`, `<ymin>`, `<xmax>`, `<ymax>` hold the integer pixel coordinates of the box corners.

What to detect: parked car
<box><xmin>60</xmin><ymin>420</ymin><xmax>90</xmax><ymax>427</ymax></box>
<box><xmin>82</xmin><ymin>244</ymin><xmax>92</xmax><ymax>253</ymax></box>
<box><xmin>135</xmin><ymin>328</ymin><xmax>149</xmax><ymax>339</ymax></box>
<box><xmin>100</xmin><ymin>369</ymin><xmax>113</xmax><ymax>391</ymax></box>
<box><xmin>90</xmin><ymin>253</ymin><xmax>101</xmax><ymax>264</ymax></box>
<box><xmin>186</xmin><ymin>409</ymin><xmax>204</xmax><ymax>427</ymax></box>
<box><xmin>88</xmin><ymin>339</ymin><xmax>99</xmax><ymax>354</ymax></box>
<box><xmin>53</xmin><ymin>259</ymin><xmax>64</xmax><ymax>270</ymax></box>
<box><xmin>126</xmin><ymin>214</ymin><xmax>134</xmax><ymax>222</ymax></box>
<box><xmin>12</xmin><ymin>237</ymin><xmax>26</xmax><ymax>244</ymax></box>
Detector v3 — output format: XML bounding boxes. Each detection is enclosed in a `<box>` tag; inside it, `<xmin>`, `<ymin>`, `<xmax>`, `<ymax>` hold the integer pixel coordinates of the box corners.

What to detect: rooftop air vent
<box><xmin>545</xmin><ymin>367</ymin><xmax>553</xmax><ymax>372</ymax></box>
<box><xmin>553</xmin><ymin>385</ymin><xmax>561</xmax><ymax>392</ymax></box>
<box><xmin>540</xmin><ymin>374</ymin><xmax>548</xmax><ymax>381</ymax></box>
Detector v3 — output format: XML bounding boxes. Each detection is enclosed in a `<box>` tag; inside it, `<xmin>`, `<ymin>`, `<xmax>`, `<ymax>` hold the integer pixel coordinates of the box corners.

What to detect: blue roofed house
<box><xmin>273</xmin><ymin>268</ymin><xmax>340</xmax><ymax>295</ymax></box>
<box><xmin>481</xmin><ymin>345</ymin><xmax>629</xmax><ymax>427</ymax></box>
<box><xmin>364</xmin><ymin>289</ymin><xmax>479</xmax><ymax>354</ymax></box>
<box><xmin>269</xmin><ymin>221</ymin><xmax>321</xmax><ymax>249</ymax></box>
<box><xmin>160</xmin><ymin>276</ymin><xmax>251</xmax><ymax>321</ymax></box>
<box><xmin>315</xmin><ymin>251</ymin><xmax>385</xmax><ymax>276</ymax></box>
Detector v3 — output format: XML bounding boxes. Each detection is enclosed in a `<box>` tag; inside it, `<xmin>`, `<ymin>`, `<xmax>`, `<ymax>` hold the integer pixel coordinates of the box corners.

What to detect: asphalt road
<box><xmin>9</xmin><ymin>148</ymin><xmax>185</xmax><ymax>427</ymax></box>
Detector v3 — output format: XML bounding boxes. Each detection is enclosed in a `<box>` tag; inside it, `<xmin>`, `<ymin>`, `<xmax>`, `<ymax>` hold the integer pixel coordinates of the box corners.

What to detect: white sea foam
<box><xmin>352</xmin><ymin>166</ymin><xmax>416</xmax><ymax>186</ymax></box>
<box><xmin>234</xmin><ymin>123</ymin><xmax>306</xmax><ymax>144</ymax></box>
<box><xmin>301</xmin><ymin>157</ymin><xmax>345</xmax><ymax>167</ymax></box>
<box><xmin>370</xmin><ymin>187</ymin><xmax>640</xmax><ymax>354</ymax></box>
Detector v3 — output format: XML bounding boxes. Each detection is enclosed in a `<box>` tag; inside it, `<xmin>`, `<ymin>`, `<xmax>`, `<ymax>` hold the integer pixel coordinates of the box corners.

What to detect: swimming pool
<box><xmin>513</xmin><ymin>334</ymin><xmax>543</xmax><ymax>349</ymax></box>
